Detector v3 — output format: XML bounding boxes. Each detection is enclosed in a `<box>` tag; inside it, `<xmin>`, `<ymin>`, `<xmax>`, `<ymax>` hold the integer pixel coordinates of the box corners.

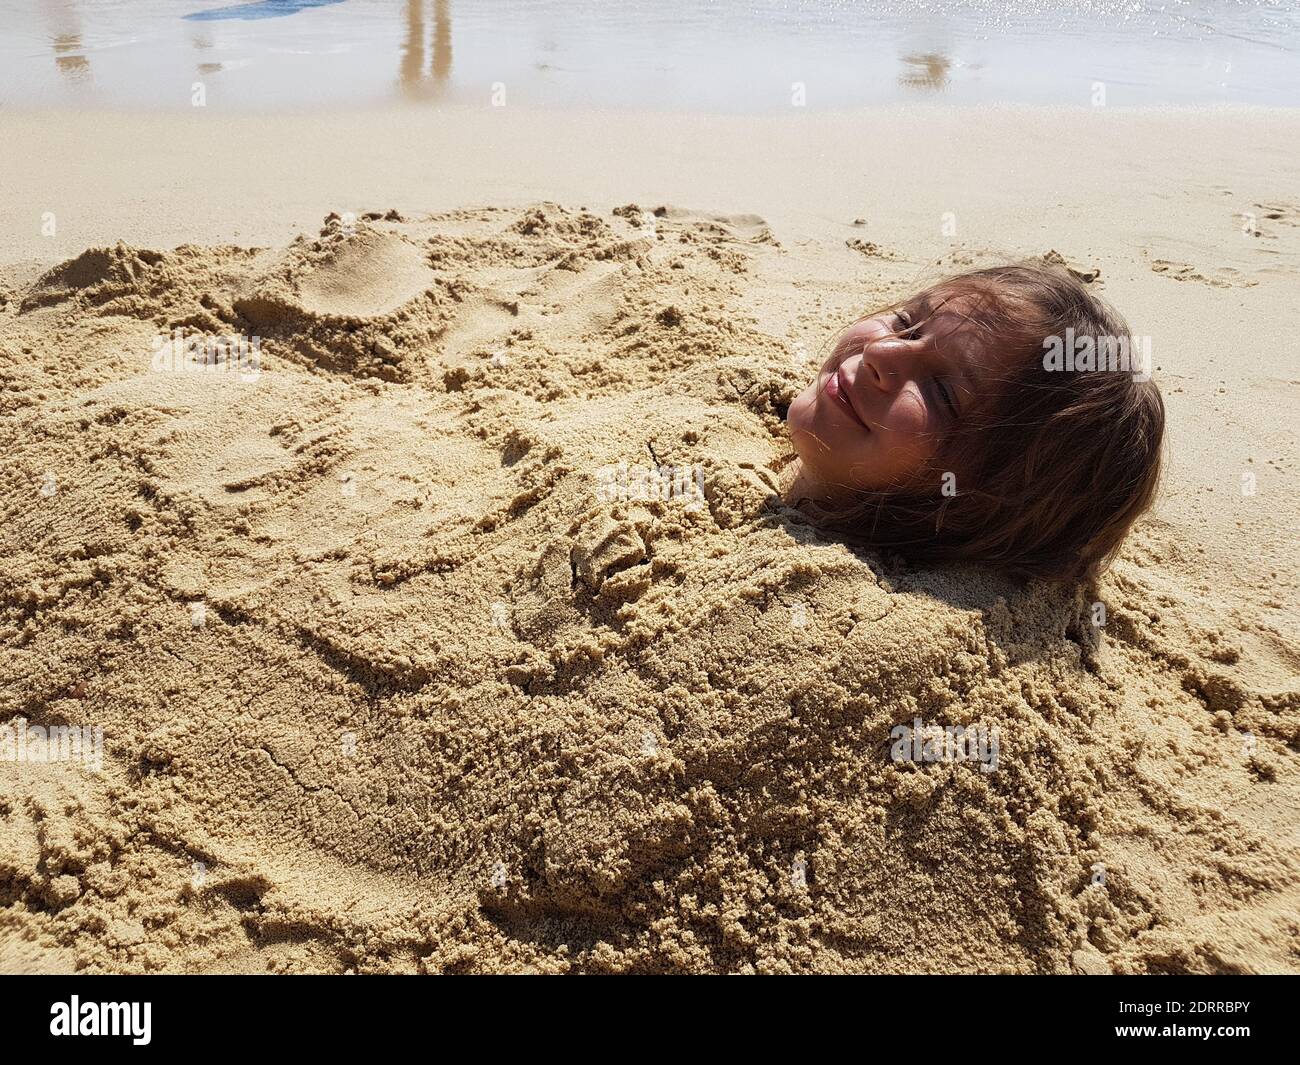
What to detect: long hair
<box><xmin>799</xmin><ymin>263</ymin><xmax>1165</xmax><ymax>582</ymax></box>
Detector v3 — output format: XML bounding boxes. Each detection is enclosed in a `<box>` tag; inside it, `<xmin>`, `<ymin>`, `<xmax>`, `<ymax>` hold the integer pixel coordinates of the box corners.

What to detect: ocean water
<box><xmin>1</xmin><ymin>0</ymin><xmax>1297</xmax><ymax>110</ymax></box>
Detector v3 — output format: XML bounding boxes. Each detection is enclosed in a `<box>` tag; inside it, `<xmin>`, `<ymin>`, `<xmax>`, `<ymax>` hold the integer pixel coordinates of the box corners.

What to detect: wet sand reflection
<box><xmin>401</xmin><ymin>0</ymin><xmax>454</xmax><ymax>100</ymax></box>
<box><xmin>899</xmin><ymin>52</ymin><xmax>951</xmax><ymax>91</ymax></box>
<box><xmin>42</xmin><ymin>1</ymin><xmax>89</xmax><ymax>80</ymax></box>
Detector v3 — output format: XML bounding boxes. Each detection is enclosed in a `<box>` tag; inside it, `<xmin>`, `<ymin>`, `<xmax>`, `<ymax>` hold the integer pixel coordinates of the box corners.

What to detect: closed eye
<box><xmin>895</xmin><ymin>310</ymin><xmax>921</xmax><ymax>339</ymax></box>
<box><xmin>935</xmin><ymin>378</ymin><xmax>958</xmax><ymax>417</ymax></box>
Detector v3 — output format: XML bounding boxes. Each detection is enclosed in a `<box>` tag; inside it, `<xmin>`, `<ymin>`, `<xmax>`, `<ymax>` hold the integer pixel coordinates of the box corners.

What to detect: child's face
<box><xmin>787</xmin><ymin>292</ymin><xmax>1004</xmax><ymax>496</ymax></box>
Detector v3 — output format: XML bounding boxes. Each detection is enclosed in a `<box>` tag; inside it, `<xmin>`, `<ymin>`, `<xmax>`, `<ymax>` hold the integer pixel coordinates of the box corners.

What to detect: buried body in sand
<box><xmin>0</xmin><ymin>204</ymin><xmax>1295</xmax><ymax>974</ymax></box>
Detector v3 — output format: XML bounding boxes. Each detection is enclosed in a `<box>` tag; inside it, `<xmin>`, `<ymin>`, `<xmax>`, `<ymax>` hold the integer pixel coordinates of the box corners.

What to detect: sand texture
<box><xmin>1</xmin><ymin>200</ymin><xmax>1297</xmax><ymax>974</ymax></box>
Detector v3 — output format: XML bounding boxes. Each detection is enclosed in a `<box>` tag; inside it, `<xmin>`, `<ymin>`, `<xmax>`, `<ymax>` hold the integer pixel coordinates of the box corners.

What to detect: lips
<box><xmin>825</xmin><ymin>364</ymin><xmax>869</xmax><ymax>429</ymax></box>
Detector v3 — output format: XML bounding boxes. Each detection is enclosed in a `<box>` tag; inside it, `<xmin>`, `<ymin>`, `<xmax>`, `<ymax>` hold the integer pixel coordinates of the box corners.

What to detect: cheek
<box><xmin>787</xmin><ymin>384</ymin><xmax>817</xmax><ymax>435</ymax></box>
<box><xmin>786</xmin><ymin>388</ymin><xmax>829</xmax><ymax>465</ymax></box>
<box><xmin>862</xmin><ymin>390</ymin><xmax>941</xmax><ymax>484</ymax></box>
<box><xmin>877</xmin><ymin>387</ymin><xmax>930</xmax><ymax>437</ymax></box>
<box><xmin>834</xmin><ymin>319</ymin><xmax>874</xmax><ymax>355</ymax></box>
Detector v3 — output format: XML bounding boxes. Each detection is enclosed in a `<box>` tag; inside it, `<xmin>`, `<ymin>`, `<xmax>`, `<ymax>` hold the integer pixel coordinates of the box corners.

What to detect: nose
<box><xmin>860</xmin><ymin>342</ymin><xmax>907</xmax><ymax>394</ymax></box>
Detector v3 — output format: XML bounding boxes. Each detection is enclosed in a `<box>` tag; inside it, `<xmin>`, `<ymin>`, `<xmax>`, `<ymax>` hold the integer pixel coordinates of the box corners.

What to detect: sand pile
<box><xmin>1</xmin><ymin>204</ymin><xmax>1295</xmax><ymax>973</ymax></box>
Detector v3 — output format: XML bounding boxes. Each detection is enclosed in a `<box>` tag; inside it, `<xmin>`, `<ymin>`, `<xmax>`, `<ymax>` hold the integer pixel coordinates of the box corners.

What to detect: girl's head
<box><xmin>785</xmin><ymin>262</ymin><xmax>1165</xmax><ymax>581</ymax></box>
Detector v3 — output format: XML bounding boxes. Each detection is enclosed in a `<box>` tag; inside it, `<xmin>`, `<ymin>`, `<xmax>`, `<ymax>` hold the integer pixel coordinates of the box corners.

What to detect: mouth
<box><xmin>824</xmin><ymin>365</ymin><xmax>869</xmax><ymax>430</ymax></box>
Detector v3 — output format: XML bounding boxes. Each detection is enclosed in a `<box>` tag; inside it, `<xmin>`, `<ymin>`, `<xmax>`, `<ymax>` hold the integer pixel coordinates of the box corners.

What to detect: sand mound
<box><xmin>292</xmin><ymin>224</ymin><xmax>434</xmax><ymax>318</ymax></box>
<box><xmin>1</xmin><ymin>204</ymin><xmax>1296</xmax><ymax>974</ymax></box>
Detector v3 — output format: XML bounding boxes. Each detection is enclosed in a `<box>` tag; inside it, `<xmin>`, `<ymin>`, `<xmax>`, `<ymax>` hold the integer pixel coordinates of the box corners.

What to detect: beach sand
<box><xmin>0</xmin><ymin>106</ymin><xmax>1297</xmax><ymax>974</ymax></box>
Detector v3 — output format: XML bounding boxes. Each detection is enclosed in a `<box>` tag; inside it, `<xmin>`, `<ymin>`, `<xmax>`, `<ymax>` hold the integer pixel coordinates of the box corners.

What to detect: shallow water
<box><xmin>2</xmin><ymin>0</ymin><xmax>1297</xmax><ymax>110</ymax></box>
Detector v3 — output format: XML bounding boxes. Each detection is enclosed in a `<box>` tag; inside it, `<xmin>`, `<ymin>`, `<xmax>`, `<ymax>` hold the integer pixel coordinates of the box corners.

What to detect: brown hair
<box><xmin>807</xmin><ymin>262</ymin><xmax>1165</xmax><ymax>582</ymax></box>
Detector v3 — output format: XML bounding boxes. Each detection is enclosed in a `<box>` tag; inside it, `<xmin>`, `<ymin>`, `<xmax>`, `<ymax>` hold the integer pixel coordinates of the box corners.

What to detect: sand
<box><xmin>0</xmin><ymin>105</ymin><xmax>1297</xmax><ymax>974</ymax></box>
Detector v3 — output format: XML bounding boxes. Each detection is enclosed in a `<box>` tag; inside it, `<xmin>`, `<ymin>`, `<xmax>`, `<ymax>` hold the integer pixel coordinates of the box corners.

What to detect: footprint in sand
<box><xmin>1241</xmin><ymin>202</ymin><xmax>1300</xmax><ymax>242</ymax></box>
<box><xmin>1149</xmin><ymin>258</ymin><xmax>1256</xmax><ymax>289</ymax></box>
<box><xmin>644</xmin><ymin>205</ymin><xmax>780</xmax><ymax>246</ymax></box>
<box><xmin>1253</xmin><ymin>202</ymin><xmax>1300</xmax><ymax>227</ymax></box>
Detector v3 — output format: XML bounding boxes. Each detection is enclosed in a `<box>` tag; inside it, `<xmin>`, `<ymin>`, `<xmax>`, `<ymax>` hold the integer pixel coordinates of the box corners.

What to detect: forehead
<box><xmin>911</xmin><ymin>287</ymin><xmax>987</xmax><ymax>333</ymax></box>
